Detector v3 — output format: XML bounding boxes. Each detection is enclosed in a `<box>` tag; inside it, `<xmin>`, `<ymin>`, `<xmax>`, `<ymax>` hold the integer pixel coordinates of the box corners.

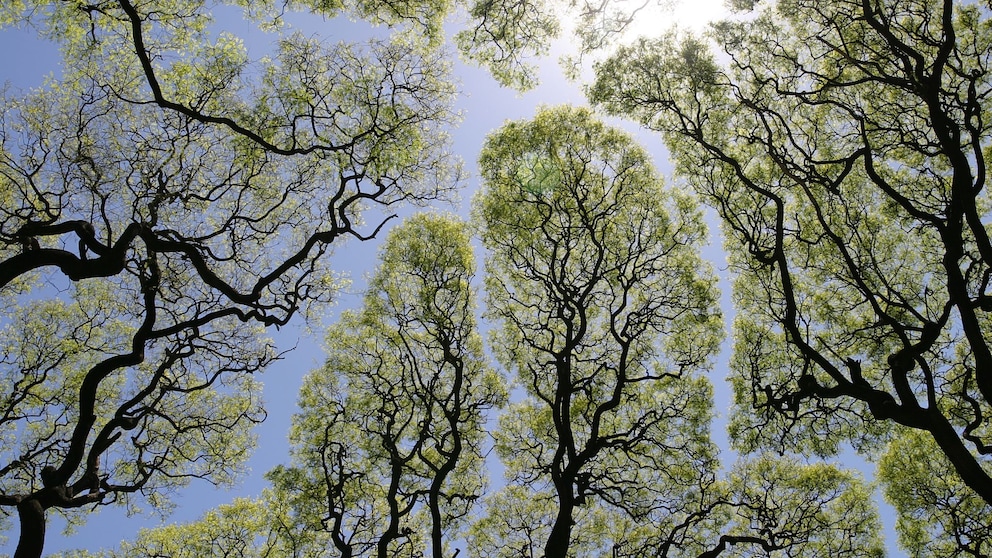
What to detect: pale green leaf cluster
<box><xmin>469</xmin><ymin>483</ymin><xmax>625</xmax><ymax>557</ymax></box>
<box><xmin>48</xmin><ymin>495</ymin><xmax>309</xmax><ymax>558</ymax></box>
<box><xmin>475</xmin><ymin>106</ymin><xmax>722</xmax><ymax>393</ymax></box>
<box><xmin>721</xmin><ymin>455</ymin><xmax>884</xmax><ymax>558</ymax></box>
<box><xmin>879</xmin><ymin>430</ymin><xmax>992</xmax><ymax>557</ymax></box>
<box><xmin>453</xmin><ymin>0</ymin><xmax>561</xmax><ymax>89</ymax></box>
<box><xmin>0</xmin><ymin>277</ymin><xmax>269</xmax><ymax>517</ymax></box>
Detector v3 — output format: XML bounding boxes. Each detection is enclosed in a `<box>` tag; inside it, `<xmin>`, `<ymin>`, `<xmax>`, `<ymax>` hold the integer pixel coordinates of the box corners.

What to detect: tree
<box><xmin>470</xmin><ymin>105</ymin><xmax>882</xmax><ymax>557</ymax></box>
<box><xmin>266</xmin><ymin>212</ymin><xmax>505</xmax><ymax>558</ymax></box>
<box><xmin>0</xmin><ymin>1</ymin><xmax>459</xmax><ymax>555</ymax></box>
<box><xmin>472</xmin><ymin>104</ymin><xmax>722</xmax><ymax>557</ymax></box>
<box><xmin>589</xmin><ymin>0</ymin><xmax>992</xmax><ymax>552</ymax></box>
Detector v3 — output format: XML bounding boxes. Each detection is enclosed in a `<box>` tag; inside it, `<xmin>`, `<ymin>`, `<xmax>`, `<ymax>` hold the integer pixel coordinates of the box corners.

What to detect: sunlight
<box><xmin>627</xmin><ymin>0</ymin><xmax>730</xmax><ymax>36</ymax></box>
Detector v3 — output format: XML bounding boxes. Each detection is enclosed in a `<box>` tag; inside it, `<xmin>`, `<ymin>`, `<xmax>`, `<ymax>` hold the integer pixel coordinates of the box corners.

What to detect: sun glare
<box><xmin>628</xmin><ymin>0</ymin><xmax>730</xmax><ymax>36</ymax></box>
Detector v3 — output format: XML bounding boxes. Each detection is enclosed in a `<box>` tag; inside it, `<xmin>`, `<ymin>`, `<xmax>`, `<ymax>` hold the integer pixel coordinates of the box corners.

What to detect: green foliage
<box><xmin>270</xmin><ymin>213</ymin><xmax>505</xmax><ymax>558</ymax></box>
<box><xmin>0</xmin><ymin>1</ymin><xmax>461</xmax><ymax>555</ymax></box>
<box><xmin>454</xmin><ymin>0</ymin><xmax>561</xmax><ymax>90</ymax></box>
<box><xmin>75</xmin><ymin>106</ymin><xmax>884</xmax><ymax>558</ymax></box>
<box><xmin>590</xmin><ymin>0</ymin><xmax>992</xmax><ymax>554</ymax></box>
<box><xmin>48</xmin><ymin>493</ymin><xmax>321</xmax><ymax>558</ymax></box>
<box><xmin>879</xmin><ymin>430</ymin><xmax>992</xmax><ymax>556</ymax></box>
<box><xmin>722</xmin><ymin>455</ymin><xmax>884</xmax><ymax>558</ymax></box>
<box><xmin>475</xmin><ymin>106</ymin><xmax>722</xmax><ymax>384</ymax></box>
<box><xmin>471</xmin><ymin>105</ymin><xmax>880</xmax><ymax>557</ymax></box>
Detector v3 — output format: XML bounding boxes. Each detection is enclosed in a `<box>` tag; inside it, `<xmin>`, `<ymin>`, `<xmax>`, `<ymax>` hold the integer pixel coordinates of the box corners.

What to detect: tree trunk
<box><xmin>15</xmin><ymin>497</ymin><xmax>46</xmax><ymax>558</ymax></box>
<box><xmin>544</xmin><ymin>493</ymin><xmax>574</xmax><ymax>558</ymax></box>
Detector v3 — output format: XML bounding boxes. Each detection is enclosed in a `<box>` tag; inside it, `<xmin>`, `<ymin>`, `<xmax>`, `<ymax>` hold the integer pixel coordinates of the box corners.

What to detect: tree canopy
<box><xmin>5</xmin><ymin>0</ymin><xmax>991</xmax><ymax>555</ymax></box>
<box><xmin>51</xmin><ymin>108</ymin><xmax>883</xmax><ymax>558</ymax></box>
<box><xmin>0</xmin><ymin>1</ymin><xmax>459</xmax><ymax>556</ymax></box>
<box><xmin>590</xmin><ymin>0</ymin><xmax>992</xmax><ymax>553</ymax></box>
<box><xmin>265</xmin><ymin>213</ymin><xmax>505</xmax><ymax>558</ymax></box>
<box><xmin>472</xmin><ymin>104</ymin><xmax>723</xmax><ymax>557</ymax></box>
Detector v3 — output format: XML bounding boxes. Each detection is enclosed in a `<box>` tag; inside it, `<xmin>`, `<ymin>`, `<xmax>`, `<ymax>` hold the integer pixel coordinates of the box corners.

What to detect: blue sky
<box><xmin>0</xmin><ymin>4</ymin><xmax>907</xmax><ymax>556</ymax></box>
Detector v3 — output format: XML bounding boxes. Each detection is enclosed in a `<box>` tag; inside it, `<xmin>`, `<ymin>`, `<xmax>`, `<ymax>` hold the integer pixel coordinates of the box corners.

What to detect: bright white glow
<box><xmin>627</xmin><ymin>0</ymin><xmax>730</xmax><ymax>36</ymax></box>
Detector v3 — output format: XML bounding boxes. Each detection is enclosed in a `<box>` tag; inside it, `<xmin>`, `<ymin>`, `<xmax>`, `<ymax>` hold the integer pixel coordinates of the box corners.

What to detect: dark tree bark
<box><xmin>15</xmin><ymin>499</ymin><xmax>45</xmax><ymax>558</ymax></box>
